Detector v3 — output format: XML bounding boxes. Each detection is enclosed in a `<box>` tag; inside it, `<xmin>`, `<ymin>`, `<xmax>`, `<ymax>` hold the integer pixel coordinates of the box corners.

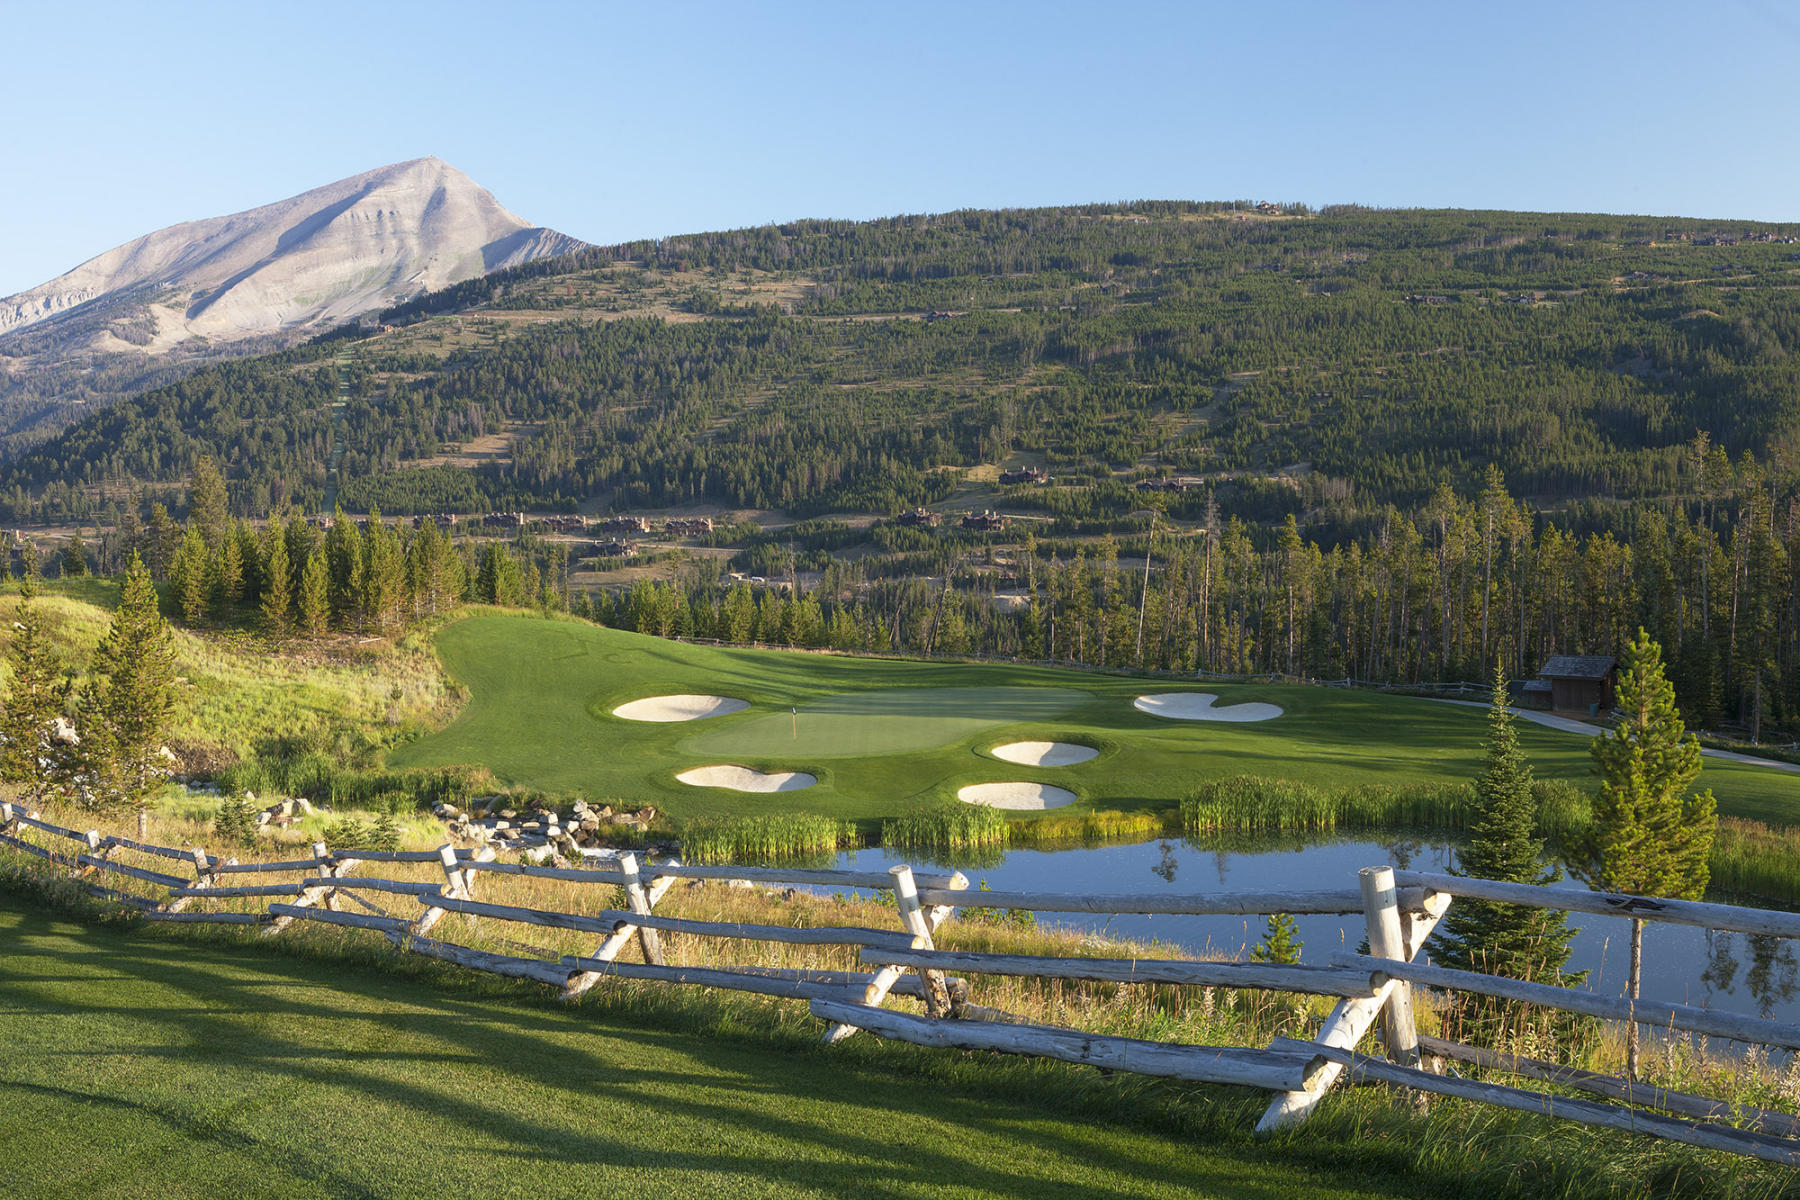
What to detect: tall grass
<box><xmin>881</xmin><ymin>803</ymin><xmax>1009</xmax><ymax>857</ymax></box>
<box><xmin>679</xmin><ymin>813</ymin><xmax>858</xmax><ymax>865</ymax></box>
<box><xmin>1181</xmin><ymin>775</ymin><xmax>1595</xmax><ymax>845</ymax></box>
<box><xmin>1710</xmin><ymin>818</ymin><xmax>1800</xmax><ymax>909</ymax></box>
<box><xmin>1011</xmin><ymin>808</ymin><xmax>1170</xmax><ymax>847</ymax></box>
<box><xmin>217</xmin><ymin>756</ymin><xmax>492</xmax><ymax>812</ymax></box>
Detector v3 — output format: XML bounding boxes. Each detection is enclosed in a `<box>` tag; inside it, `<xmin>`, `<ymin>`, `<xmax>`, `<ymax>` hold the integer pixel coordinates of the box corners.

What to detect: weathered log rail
<box><xmin>4</xmin><ymin>798</ymin><xmax>1799</xmax><ymax>1165</ymax></box>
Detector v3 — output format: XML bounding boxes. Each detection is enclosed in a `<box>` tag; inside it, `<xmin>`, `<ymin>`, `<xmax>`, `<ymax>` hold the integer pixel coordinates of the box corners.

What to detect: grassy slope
<box><xmin>0</xmin><ymin>898</ymin><xmax>1410</xmax><ymax>1200</ymax></box>
<box><xmin>389</xmin><ymin>614</ymin><xmax>1800</xmax><ymax>825</ymax></box>
<box><xmin>0</xmin><ymin>581</ymin><xmax>447</xmax><ymax>758</ymax></box>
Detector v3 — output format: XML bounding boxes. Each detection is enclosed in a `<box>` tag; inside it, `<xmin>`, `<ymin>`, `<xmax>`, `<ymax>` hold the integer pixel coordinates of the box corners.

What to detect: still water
<box><xmin>830</xmin><ymin>837</ymin><xmax>1800</xmax><ymax>1026</ymax></box>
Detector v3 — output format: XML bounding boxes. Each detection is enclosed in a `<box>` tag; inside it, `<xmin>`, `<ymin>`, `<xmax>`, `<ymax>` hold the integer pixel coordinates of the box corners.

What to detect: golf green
<box><xmin>388</xmin><ymin>613</ymin><xmax>1800</xmax><ymax>826</ymax></box>
<box><xmin>684</xmin><ymin>687</ymin><xmax>1089</xmax><ymax>758</ymax></box>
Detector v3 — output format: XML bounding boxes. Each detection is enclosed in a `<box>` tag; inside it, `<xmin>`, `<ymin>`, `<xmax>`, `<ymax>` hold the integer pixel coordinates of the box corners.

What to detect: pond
<box><xmin>829</xmin><ymin>836</ymin><xmax>1800</xmax><ymax>1026</ymax></box>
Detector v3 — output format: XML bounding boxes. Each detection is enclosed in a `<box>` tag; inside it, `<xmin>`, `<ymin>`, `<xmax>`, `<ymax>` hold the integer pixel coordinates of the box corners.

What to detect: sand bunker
<box><xmin>676</xmin><ymin>764</ymin><xmax>818</xmax><ymax>793</ymax></box>
<box><xmin>1134</xmin><ymin>693</ymin><xmax>1282</xmax><ymax>722</ymax></box>
<box><xmin>957</xmin><ymin>782</ymin><xmax>1078</xmax><ymax>810</ymax></box>
<box><xmin>613</xmin><ymin>694</ymin><xmax>749</xmax><ymax>723</ymax></box>
<box><xmin>989</xmin><ymin>741</ymin><xmax>1098</xmax><ymax>767</ymax></box>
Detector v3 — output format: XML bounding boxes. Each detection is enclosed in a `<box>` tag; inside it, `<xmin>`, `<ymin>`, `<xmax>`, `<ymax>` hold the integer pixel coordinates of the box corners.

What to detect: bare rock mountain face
<box><xmin>0</xmin><ymin>157</ymin><xmax>586</xmax><ymax>447</ymax></box>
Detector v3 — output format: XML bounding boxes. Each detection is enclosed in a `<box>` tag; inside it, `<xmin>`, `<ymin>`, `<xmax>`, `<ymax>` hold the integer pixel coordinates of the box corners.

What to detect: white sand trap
<box><xmin>958</xmin><ymin>782</ymin><xmax>1078</xmax><ymax>810</ymax></box>
<box><xmin>677</xmin><ymin>764</ymin><xmax>818</xmax><ymax>793</ymax></box>
<box><xmin>989</xmin><ymin>741</ymin><xmax>1099</xmax><ymax>767</ymax></box>
<box><xmin>613</xmin><ymin>694</ymin><xmax>750</xmax><ymax>723</ymax></box>
<box><xmin>1134</xmin><ymin>693</ymin><xmax>1283</xmax><ymax>722</ymax></box>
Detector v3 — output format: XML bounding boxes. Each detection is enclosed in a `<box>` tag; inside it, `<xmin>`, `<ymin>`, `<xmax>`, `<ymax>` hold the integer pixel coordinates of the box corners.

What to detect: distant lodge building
<box><xmin>999</xmin><ymin>466</ymin><xmax>1051</xmax><ymax>486</ymax></box>
<box><xmin>410</xmin><ymin>513</ymin><xmax>460</xmax><ymax>530</ymax></box>
<box><xmin>589</xmin><ymin>538</ymin><xmax>636</xmax><ymax>558</ymax></box>
<box><xmin>961</xmin><ymin>510</ymin><xmax>1009</xmax><ymax>533</ymax></box>
<box><xmin>1524</xmin><ymin>655</ymin><xmax>1618</xmax><ymax>714</ymax></box>
<box><xmin>897</xmin><ymin>508</ymin><xmax>942</xmax><ymax>529</ymax></box>
<box><xmin>1135</xmin><ymin>476</ymin><xmax>1205</xmax><ymax>494</ymax></box>
<box><xmin>482</xmin><ymin>512</ymin><xmax>528</xmax><ymax>529</ymax></box>
<box><xmin>600</xmin><ymin>516</ymin><xmax>652</xmax><ymax>535</ymax></box>
<box><xmin>663</xmin><ymin>517</ymin><xmax>714</xmax><ymax>537</ymax></box>
<box><xmin>543</xmin><ymin>515</ymin><xmax>586</xmax><ymax>534</ymax></box>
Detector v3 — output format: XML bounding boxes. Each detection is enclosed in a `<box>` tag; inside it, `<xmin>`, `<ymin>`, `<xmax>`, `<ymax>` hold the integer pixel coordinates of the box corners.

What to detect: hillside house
<box><xmin>664</xmin><ymin>517</ymin><xmax>715</xmax><ymax>537</ymax></box>
<box><xmin>590</xmin><ymin>538</ymin><xmax>636</xmax><ymax>558</ymax></box>
<box><xmin>1530</xmin><ymin>655</ymin><xmax>1617</xmax><ymax>714</ymax></box>
<box><xmin>961</xmin><ymin>510</ymin><xmax>1009</xmax><ymax>532</ymax></box>
<box><xmin>1000</xmin><ymin>466</ymin><xmax>1051</xmax><ymax>486</ymax></box>
<box><xmin>897</xmin><ymin>508</ymin><xmax>941</xmax><ymax>529</ymax></box>
<box><xmin>600</xmin><ymin>516</ymin><xmax>651</xmax><ymax>535</ymax></box>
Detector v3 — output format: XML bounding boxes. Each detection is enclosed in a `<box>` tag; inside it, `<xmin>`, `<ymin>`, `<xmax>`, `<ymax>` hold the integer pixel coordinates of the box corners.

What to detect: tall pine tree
<box><xmin>1580</xmin><ymin>628</ymin><xmax>1717</xmax><ymax>1078</ymax></box>
<box><xmin>0</xmin><ymin>591</ymin><xmax>68</xmax><ymax>804</ymax></box>
<box><xmin>79</xmin><ymin>552</ymin><xmax>179</xmax><ymax>816</ymax></box>
<box><xmin>260</xmin><ymin>523</ymin><xmax>292</xmax><ymax>638</ymax></box>
<box><xmin>1432</xmin><ymin>666</ymin><xmax>1579</xmax><ymax>1043</ymax></box>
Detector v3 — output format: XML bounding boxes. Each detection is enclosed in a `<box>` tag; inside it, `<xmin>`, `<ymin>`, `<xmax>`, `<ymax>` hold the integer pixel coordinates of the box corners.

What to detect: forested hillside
<box><xmin>12</xmin><ymin>201</ymin><xmax>1800</xmax><ymax>739</ymax></box>
<box><xmin>7</xmin><ymin>201</ymin><xmax>1799</xmax><ymax>526</ymax></box>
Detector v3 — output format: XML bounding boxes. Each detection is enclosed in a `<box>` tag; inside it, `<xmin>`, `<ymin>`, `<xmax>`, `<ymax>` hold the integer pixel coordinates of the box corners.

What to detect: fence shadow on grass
<box><xmin>3</xmin><ymin>901</ymin><xmax>1306</xmax><ymax>1200</ymax></box>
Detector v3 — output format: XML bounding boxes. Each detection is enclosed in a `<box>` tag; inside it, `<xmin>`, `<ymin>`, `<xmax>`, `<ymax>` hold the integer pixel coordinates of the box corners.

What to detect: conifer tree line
<box><xmin>122</xmin><ymin>457</ymin><xmax>472</xmax><ymax>637</ymax></box>
<box><xmin>567</xmin><ymin>455</ymin><xmax>1798</xmax><ymax>737</ymax></box>
<box><xmin>38</xmin><ymin>442</ymin><xmax>1799</xmax><ymax>739</ymax></box>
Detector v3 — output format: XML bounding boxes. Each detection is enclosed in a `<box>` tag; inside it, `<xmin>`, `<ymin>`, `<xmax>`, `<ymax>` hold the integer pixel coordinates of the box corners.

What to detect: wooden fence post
<box><xmin>1361</xmin><ymin>865</ymin><xmax>1422</xmax><ymax>1070</ymax></box>
<box><xmin>1257</xmin><ymin>866</ymin><xmax>1449</xmax><ymax>1134</ymax></box>
<box><xmin>619</xmin><ymin>852</ymin><xmax>665</xmax><ymax>966</ymax></box>
<box><xmin>263</xmin><ymin>841</ymin><xmax>335</xmax><ymax>937</ymax></box>
<box><xmin>825</xmin><ymin>864</ymin><xmax>955</xmax><ymax>1042</ymax></box>
<box><xmin>561</xmin><ymin>859</ymin><xmax>681</xmax><ymax>1001</ymax></box>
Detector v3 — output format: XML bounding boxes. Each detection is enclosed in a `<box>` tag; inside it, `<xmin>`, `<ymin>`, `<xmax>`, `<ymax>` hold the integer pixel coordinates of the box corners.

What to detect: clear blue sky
<box><xmin>5</xmin><ymin>0</ymin><xmax>1798</xmax><ymax>295</ymax></box>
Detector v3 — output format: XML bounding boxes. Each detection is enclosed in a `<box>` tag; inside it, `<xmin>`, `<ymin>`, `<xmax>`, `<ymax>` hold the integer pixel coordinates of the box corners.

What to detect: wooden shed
<box><xmin>1535</xmin><ymin>655</ymin><xmax>1617</xmax><ymax>714</ymax></box>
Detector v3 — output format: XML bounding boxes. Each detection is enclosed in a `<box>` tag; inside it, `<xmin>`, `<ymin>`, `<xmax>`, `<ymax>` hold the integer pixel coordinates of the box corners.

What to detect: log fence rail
<box><xmin>3</xmin><ymin>800</ymin><xmax>1797</xmax><ymax>1165</ymax></box>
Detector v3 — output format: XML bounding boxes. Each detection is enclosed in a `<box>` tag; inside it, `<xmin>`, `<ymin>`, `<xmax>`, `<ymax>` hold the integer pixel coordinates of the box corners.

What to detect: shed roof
<box><xmin>1539</xmin><ymin>655</ymin><xmax>1617</xmax><ymax>680</ymax></box>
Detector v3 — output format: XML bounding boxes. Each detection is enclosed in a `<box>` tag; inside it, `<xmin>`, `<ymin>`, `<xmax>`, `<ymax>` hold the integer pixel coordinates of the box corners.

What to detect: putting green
<box><xmin>683</xmin><ymin>687</ymin><xmax>1088</xmax><ymax>758</ymax></box>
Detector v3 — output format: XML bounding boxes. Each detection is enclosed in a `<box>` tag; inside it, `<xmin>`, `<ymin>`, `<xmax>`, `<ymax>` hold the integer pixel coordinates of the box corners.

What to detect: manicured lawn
<box><xmin>388</xmin><ymin>615</ymin><xmax>1800</xmax><ymax>826</ymax></box>
<box><xmin>0</xmin><ymin>900</ymin><xmax>1406</xmax><ymax>1200</ymax></box>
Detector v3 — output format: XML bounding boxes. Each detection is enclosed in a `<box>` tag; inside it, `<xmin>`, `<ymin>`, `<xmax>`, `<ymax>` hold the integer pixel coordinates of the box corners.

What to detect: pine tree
<box><xmin>214</xmin><ymin>523</ymin><xmax>245</xmax><ymax>614</ymax></box>
<box><xmin>146</xmin><ymin>503</ymin><xmax>179</xmax><ymax>579</ymax></box>
<box><xmin>1251</xmin><ymin>912</ymin><xmax>1302</xmax><ymax>965</ymax></box>
<box><xmin>171</xmin><ymin>526</ymin><xmax>210</xmax><ymax>625</ymax></box>
<box><xmin>1432</xmin><ymin>665</ymin><xmax>1580</xmax><ymax>1042</ymax></box>
<box><xmin>260</xmin><ymin>524</ymin><xmax>292</xmax><ymax>638</ymax></box>
<box><xmin>1579</xmin><ymin>628</ymin><xmax>1717</xmax><ymax>1078</ymax></box>
<box><xmin>213</xmin><ymin>793</ymin><xmax>259</xmax><ymax>846</ymax></box>
<box><xmin>19</xmin><ymin>540</ymin><xmax>41</xmax><ymax>592</ymax></box>
<box><xmin>722</xmin><ymin>581</ymin><xmax>755</xmax><ymax>642</ymax></box>
<box><xmin>298</xmin><ymin>550</ymin><xmax>331</xmax><ymax>637</ymax></box>
<box><xmin>79</xmin><ymin>552</ymin><xmax>179</xmax><ymax>815</ymax></box>
<box><xmin>60</xmin><ymin>534</ymin><xmax>90</xmax><ymax>577</ymax></box>
<box><xmin>0</xmin><ymin>592</ymin><xmax>67</xmax><ymax>803</ymax></box>
<box><xmin>186</xmin><ymin>455</ymin><xmax>230</xmax><ymax>552</ymax></box>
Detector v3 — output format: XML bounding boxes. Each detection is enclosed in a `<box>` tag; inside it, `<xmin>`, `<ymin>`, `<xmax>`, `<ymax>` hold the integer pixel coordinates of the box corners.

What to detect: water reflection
<box><xmin>1152</xmin><ymin>840</ymin><xmax>1179</xmax><ymax>884</ymax></box>
<box><xmin>834</xmin><ymin>835</ymin><xmax>1800</xmax><ymax>1026</ymax></box>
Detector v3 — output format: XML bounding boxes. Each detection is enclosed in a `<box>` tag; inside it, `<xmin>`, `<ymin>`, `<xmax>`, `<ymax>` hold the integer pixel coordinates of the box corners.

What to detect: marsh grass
<box><xmin>1011</xmin><ymin>808</ymin><xmax>1171</xmax><ymax>847</ymax></box>
<box><xmin>881</xmin><ymin>803</ymin><xmax>1009</xmax><ymax>856</ymax></box>
<box><xmin>679</xmin><ymin>813</ymin><xmax>858</xmax><ymax>865</ymax></box>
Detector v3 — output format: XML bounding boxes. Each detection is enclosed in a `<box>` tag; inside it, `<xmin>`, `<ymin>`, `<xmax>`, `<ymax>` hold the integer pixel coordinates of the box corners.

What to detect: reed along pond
<box><xmin>826</xmin><ymin>837</ymin><xmax>1800</xmax><ymax>1026</ymax></box>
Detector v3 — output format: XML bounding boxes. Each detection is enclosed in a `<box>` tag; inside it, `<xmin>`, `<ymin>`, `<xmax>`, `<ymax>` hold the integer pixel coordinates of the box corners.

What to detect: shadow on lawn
<box><xmin>0</xmin><ymin>905</ymin><xmax>1358</xmax><ymax>1200</ymax></box>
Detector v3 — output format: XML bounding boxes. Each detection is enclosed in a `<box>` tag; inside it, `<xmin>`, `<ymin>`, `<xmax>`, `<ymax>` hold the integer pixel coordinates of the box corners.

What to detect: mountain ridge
<box><xmin>0</xmin><ymin>157</ymin><xmax>587</xmax><ymax>444</ymax></box>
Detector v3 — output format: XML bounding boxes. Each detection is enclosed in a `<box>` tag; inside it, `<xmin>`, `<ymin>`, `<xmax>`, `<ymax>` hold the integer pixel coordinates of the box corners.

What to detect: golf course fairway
<box><xmin>388</xmin><ymin>614</ymin><xmax>1800</xmax><ymax>825</ymax></box>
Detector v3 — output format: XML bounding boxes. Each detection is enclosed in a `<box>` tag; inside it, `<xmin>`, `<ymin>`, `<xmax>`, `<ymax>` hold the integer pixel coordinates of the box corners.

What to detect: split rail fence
<box><xmin>4</xmin><ymin>799</ymin><xmax>1799</xmax><ymax>1165</ymax></box>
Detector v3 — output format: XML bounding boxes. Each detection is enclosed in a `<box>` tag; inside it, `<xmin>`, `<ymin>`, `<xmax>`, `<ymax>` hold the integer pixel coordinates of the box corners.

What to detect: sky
<box><xmin>4</xmin><ymin>0</ymin><xmax>1798</xmax><ymax>296</ymax></box>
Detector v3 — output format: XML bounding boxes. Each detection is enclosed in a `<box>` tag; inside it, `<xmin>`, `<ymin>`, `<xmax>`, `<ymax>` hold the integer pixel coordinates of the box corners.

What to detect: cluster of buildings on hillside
<box><xmin>896</xmin><ymin>509</ymin><xmax>1012</xmax><ymax>532</ymax></box>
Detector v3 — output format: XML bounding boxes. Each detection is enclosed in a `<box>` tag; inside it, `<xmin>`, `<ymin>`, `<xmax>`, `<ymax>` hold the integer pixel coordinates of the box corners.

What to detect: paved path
<box><xmin>1426</xmin><ymin>699</ymin><xmax>1800</xmax><ymax>776</ymax></box>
